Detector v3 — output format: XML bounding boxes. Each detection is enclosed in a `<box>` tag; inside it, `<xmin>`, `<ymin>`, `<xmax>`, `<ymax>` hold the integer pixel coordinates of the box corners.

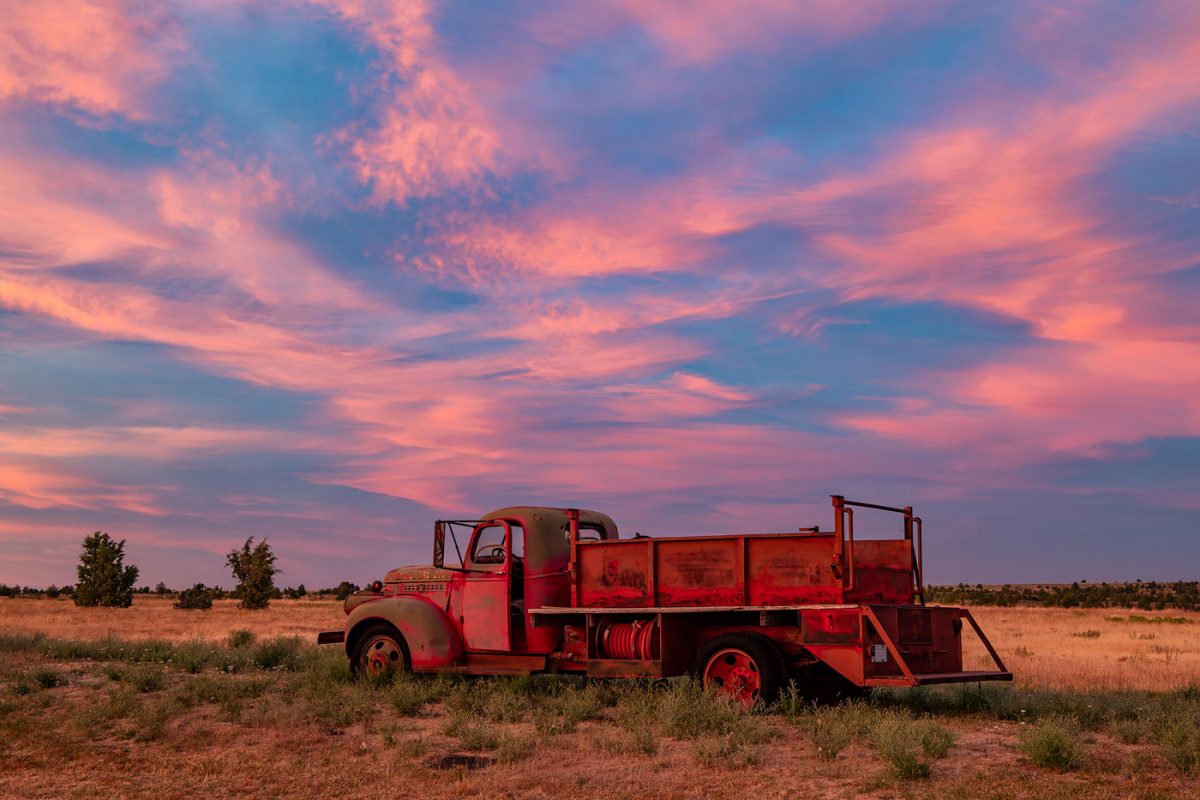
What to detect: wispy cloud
<box><xmin>0</xmin><ymin>0</ymin><xmax>1197</xmax><ymax>585</ymax></box>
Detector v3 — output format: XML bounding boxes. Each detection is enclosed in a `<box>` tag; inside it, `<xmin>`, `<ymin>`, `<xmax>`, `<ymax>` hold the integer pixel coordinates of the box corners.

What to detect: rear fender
<box><xmin>345</xmin><ymin>595</ymin><xmax>462</xmax><ymax>669</ymax></box>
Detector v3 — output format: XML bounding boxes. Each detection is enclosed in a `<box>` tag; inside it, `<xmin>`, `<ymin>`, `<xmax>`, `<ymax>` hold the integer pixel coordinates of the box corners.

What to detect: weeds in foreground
<box><xmin>14</xmin><ymin>666</ymin><xmax>65</xmax><ymax>694</ymax></box>
<box><xmin>596</xmin><ymin>726</ymin><xmax>660</xmax><ymax>756</ymax></box>
<box><xmin>227</xmin><ymin>629</ymin><xmax>257</xmax><ymax>648</ymax></box>
<box><xmin>496</xmin><ymin>732</ymin><xmax>535</xmax><ymax>763</ymax></box>
<box><xmin>796</xmin><ymin>701</ymin><xmax>880</xmax><ymax>760</ymax></box>
<box><xmin>869</xmin><ymin>714</ymin><xmax>956</xmax><ymax>779</ymax></box>
<box><xmin>1162</xmin><ymin>722</ymin><xmax>1200</xmax><ymax>775</ymax></box>
<box><xmin>1020</xmin><ymin>716</ymin><xmax>1081</xmax><ymax>771</ymax></box>
<box><xmin>658</xmin><ymin>679</ymin><xmax>749</xmax><ymax>739</ymax></box>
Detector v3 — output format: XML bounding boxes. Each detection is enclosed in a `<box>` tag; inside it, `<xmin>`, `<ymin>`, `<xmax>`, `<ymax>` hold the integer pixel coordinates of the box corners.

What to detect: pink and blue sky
<box><xmin>1</xmin><ymin>1</ymin><xmax>1198</xmax><ymax>588</ymax></box>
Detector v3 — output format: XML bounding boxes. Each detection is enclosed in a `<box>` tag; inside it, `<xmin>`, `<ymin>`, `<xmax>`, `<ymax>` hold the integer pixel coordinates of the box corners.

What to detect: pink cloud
<box><xmin>313</xmin><ymin>0</ymin><xmax>506</xmax><ymax>204</ymax></box>
<box><xmin>0</xmin><ymin>0</ymin><xmax>184</xmax><ymax>118</ymax></box>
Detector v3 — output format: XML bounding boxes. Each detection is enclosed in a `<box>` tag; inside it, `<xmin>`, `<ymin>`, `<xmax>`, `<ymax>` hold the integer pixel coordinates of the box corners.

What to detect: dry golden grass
<box><xmin>0</xmin><ymin>595</ymin><xmax>342</xmax><ymax>642</ymax></box>
<box><xmin>2</xmin><ymin>598</ymin><xmax>1199</xmax><ymax>799</ymax></box>
<box><xmin>4</xmin><ymin>598</ymin><xmax>1198</xmax><ymax>692</ymax></box>
<box><xmin>964</xmin><ymin>606</ymin><xmax>1200</xmax><ymax>691</ymax></box>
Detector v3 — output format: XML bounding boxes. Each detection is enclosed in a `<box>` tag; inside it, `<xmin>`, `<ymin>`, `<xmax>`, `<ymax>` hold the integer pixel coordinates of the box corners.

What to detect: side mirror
<box><xmin>433</xmin><ymin>522</ymin><xmax>445</xmax><ymax>568</ymax></box>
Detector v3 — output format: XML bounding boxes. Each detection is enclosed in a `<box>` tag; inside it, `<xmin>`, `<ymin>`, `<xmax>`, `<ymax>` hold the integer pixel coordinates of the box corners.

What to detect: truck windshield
<box><xmin>470</xmin><ymin>522</ymin><xmax>525</xmax><ymax>565</ymax></box>
<box><xmin>472</xmin><ymin>524</ymin><xmax>507</xmax><ymax>564</ymax></box>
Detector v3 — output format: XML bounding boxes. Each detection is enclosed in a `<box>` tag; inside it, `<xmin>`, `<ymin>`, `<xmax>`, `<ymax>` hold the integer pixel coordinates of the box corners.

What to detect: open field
<box><xmin>6</xmin><ymin>597</ymin><xmax>1198</xmax><ymax>692</ymax></box>
<box><xmin>2</xmin><ymin>597</ymin><xmax>1199</xmax><ymax>799</ymax></box>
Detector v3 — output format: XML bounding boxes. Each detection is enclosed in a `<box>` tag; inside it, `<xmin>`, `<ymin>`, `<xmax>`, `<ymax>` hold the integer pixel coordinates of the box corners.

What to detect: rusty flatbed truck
<box><xmin>319</xmin><ymin>496</ymin><xmax>1011</xmax><ymax>704</ymax></box>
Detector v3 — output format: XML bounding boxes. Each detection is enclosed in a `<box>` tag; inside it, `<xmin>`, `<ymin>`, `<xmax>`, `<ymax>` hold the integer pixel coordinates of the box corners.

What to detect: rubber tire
<box><xmin>691</xmin><ymin>631</ymin><xmax>787</xmax><ymax>706</ymax></box>
<box><xmin>349</xmin><ymin>622</ymin><xmax>410</xmax><ymax>678</ymax></box>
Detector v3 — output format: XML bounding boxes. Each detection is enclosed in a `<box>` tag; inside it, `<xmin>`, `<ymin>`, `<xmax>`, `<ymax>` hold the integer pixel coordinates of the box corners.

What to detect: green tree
<box><xmin>74</xmin><ymin>531</ymin><xmax>139</xmax><ymax>607</ymax></box>
<box><xmin>226</xmin><ymin>537</ymin><xmax>279</xmax><ymax>610</ymax></box>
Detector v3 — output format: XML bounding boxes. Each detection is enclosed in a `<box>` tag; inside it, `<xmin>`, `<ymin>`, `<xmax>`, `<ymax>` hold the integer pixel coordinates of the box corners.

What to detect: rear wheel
<box><xmin>350</xmin><ymin>623</ymin><xmax>409</xmax><ymax>679</ymax></box>
<box><xmin>692</xmin><ymin>632</ymin><xmax>786</xmax><ymax>707</ymax></box>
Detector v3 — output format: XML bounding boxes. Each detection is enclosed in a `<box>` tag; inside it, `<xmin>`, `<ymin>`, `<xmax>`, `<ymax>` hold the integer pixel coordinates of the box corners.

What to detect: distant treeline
<box><xmin>0</xmin><ymin>581</ymin><xmax>362</xmax><ymax>601</ymax></box>
<box><xmin>927</xmin><ymin>581</ymin><xmax>1200</xmax><ymax>611</ymax></box>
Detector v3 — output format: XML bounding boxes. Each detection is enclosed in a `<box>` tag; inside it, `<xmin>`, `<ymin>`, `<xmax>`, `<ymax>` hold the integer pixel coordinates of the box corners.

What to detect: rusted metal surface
<box><xmin>585</xmin><ymin>658</ymin><xmax>663</xmax><ymax>678</ymax></box>
<box><xmin>320</xmin><ymin>496</ymin><xmax>1011</xmax><ymax>699</ymax></box>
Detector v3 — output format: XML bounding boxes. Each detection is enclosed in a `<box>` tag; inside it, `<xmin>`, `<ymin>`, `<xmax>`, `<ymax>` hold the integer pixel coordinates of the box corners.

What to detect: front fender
<box><xmin>344</xmin><ymin>595</ymin><xmax>462</xmax><ymax>670</ymax></box>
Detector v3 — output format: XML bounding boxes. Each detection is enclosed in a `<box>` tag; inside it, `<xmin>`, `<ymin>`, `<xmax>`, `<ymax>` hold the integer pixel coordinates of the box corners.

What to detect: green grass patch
<box><xmin>1019</xmin><ymin>716</ymin><xmax>1081</xmax><ymax>771</ymax></box>
<box><xmin>869</xmin><ymin>714</ymin><xmax>955</xmax><ymax>779</ymax></box>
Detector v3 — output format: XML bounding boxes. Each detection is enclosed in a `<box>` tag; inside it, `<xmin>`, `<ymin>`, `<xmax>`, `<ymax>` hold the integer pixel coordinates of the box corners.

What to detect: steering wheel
<box><xmin>486</xmin><ymin>545</ymin><xmax>505</xmax><ymax>561</ymax></box>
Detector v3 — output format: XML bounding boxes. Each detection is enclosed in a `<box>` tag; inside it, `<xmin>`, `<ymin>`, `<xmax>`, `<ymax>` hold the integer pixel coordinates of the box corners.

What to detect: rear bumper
<box><xmin>866</xmin><ymin>669</ymin><xmax>1013</xmax><ymax>687</ymax></box>
<box><xmin>316</xmin><ymin>630</ymin><xmax>345</xmax><ymax>645</ymax></box>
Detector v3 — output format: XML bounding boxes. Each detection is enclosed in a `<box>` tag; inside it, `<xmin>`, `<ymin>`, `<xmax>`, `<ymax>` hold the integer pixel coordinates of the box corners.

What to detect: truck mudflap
<box><xmin>317</xmin><ymin>631</ymin><xmax>345</xmax><ymax>645</ymax></box>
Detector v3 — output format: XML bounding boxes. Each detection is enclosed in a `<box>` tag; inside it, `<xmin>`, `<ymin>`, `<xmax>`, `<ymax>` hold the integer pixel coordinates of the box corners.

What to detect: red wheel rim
<box><xmin>360</xmin><ymin>634</ymin><xmax>403</xmax><ymax>677</ymax></box>
<box><xmin>703</xmin><ymin>647</ymin><xmax>761</xmax><ymax>706</ymax></box>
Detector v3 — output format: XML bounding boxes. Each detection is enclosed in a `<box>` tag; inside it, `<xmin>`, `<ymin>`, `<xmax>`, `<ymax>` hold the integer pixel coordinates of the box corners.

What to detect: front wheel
<box><xmin>692</xmin><ymin>632</ymin><xmax>786</xmax><ymax>707</ymax></box>
<box><xmin>350</xmin><ymin>623</ymin><xmax>409</xmax><ymax>679</ymax></box>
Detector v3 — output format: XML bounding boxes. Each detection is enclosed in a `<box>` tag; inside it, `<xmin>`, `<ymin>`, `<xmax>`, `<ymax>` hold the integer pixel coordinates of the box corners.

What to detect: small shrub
<box><xmin>31</xmin><ymin>667</ymin><xmax>65</xmax><ymax>689</ymax></box>
<box><xmin>613</xmin><ymin>688</ymin><xmax>657</xmax><ymax>731</ymax></box>
<box><xmin>496</xmin><ymin>731</ymin><xmax>535</xmax><ymax>763</ymax></box>
<box><xmin>303</xmin><ymin>649</ymin><xmax>352</xmax><ymax>685</ymax></box>
<box><xmin>390</xmin><ymin>677</ymin><xmax>436</xmax><ymax>716</ymax></box>
<box><xmin>1162</xmin><ymin>722</ymin><xmax>1200</xmax><ymax>775</ymax></box>
<box><xmin>306</xmin><ymin>681</ymin><xmax>374</xmax><ymax>729</ymax></box>
<box><xmin>14</xmin><ymin>667</ymin><xmax>65</xmax><ymax>694</ymax></box>
<box><xmin>772</xmin><ymin>681</ymin><xmax>809</xmax><ymax>717</ymax></box>
<box><xmin>659</xmin><ymin>680</ymin><xmax>745</xmax><ymax>739</ymax></box>
<box><xmin>486</xmin><ymin>688</ymin><xmax>528</xmax><ymax>722</ymax></box>
<box><xmin>446</xmin><ymin>684</ymin><xmax>488</xmax><ymax>719</ymax></box>
<box><xmin>135</xmin><ymin>697</ymin><xmax>178</xmax><ymax>741</ymax></box>
<box><xmin>870</xmin><ymin>716</ymin><xmax>935</xmax><ymax>779</ymax></box>
<box><xmin>252</xmin><ymin>637</ymin><xmax>303</xmax><ymax>671</ymax></box>
<box><xmin>1112</xmin><ymin>719</ymin><xmax>1148</xmax><ymax>745</ymax></box>
<box><xmin>597</xmin><ymin>727</ymin><xmax>660</xmax><ymax>756</ymax></box>
<box><xmin>171</xmin><ymin>640</ymin><xmax>216</xmax><ymax>674</ymax></box>
<box><xmin>456</xmin><ymin>723</ymin><xmax>500</xmax><ymax>751</ymax></box>
<box><xmin>227</xmin><ymin>629</ymin><xmax>257</xmax><ymax>649</ymax></box>
<box><xmin>126</xmin><ymin>665</ymin><xmax>165</xmax><ymax>693</ymax></box>
<box><xmin>805</xmin><ymin>714</ymin><xmax>854</xmax><ymax>761</ymax></box>
<box><xmin>798</xmin><ymin>701</ymin><xmax>880</xmax><ymax>760</ymax></box>
<box><xmin>395</xmin><ymin>736</ymin><xmax>432</xmax><ymax>758</ymax></box>
<box><xmin>1071</xmin><ymin>629</ymin><xmax>1102</xmax><ymax>639</ymax></box>
<box><xmin>77</xmin><ymin>687</ymin><xmax>138</xmax><ymax>730</ymax></box>
<box><xmin>694</xmin><ymin>736</ymin><xmax>761</xmax><ymax>768</ymax></box>
<box><xmin>533</xmin><ymin>705</ymin><xmax>577</xmax><ymax>735</ymax></box>
<box><xmin>174</xmin><ymin>584</ymin><xmax>214</xmax><ymax>610</ymax></box>
<box><xmin>1020</xmin><ymin>716</ymin><xmax>1081</xmax><ymax>771</ymax></box>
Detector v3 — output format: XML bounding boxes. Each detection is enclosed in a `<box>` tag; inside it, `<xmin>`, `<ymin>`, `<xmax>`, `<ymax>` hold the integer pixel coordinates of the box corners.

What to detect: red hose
<box><xmin>598</xmin><ymin>619</ymin><xmax>659</xmax><ymax>660</ymax></box>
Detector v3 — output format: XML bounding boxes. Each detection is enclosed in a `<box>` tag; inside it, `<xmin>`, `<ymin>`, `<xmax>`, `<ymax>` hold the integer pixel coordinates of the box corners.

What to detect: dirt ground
<box><xmin>1</xmin><ymin>598</ymin><xmax>1198</xmax><ymax>799</ymax></box>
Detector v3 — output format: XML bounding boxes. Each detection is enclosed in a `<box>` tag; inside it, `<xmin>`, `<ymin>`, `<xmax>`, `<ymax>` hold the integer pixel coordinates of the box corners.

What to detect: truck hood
<box><xmin>384</xmin><ymin>565</ymin><xmax>455</xmax><ymax>584</ymax></box>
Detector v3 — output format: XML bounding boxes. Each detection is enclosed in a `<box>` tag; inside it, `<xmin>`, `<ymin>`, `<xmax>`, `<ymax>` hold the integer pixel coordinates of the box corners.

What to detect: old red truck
<box><xmin>319</xmin><ymin>496</ymin><xmax>1010</xmax><ymax>704</ymax></box>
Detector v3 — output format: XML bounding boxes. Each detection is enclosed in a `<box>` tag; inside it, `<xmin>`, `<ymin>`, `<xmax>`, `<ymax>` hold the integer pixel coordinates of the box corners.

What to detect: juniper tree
<box><xmin>226</xmin><ymin>537</ymin><xmax>279</xmax><ymax>610</ymax></box>
<box><xmin>74</xmin><ymin>531</ymin><xmax>139</xmax><ymax>607</ymax></box>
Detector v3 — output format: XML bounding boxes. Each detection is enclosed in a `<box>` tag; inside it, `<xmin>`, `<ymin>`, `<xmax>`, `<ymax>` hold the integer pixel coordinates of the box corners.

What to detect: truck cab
<box><xmin>330</xmin><ymin>507</ymin><xmax>616</xmax><ymax>675</ymax></box>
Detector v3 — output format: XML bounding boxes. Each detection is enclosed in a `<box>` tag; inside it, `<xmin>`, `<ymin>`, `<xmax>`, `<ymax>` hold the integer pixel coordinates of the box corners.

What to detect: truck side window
<box><xmin>472</xmin><ymin>524</ymin><xmax>508</xmax><ymax>565</ymax></box>
<box><xmin>577</xmin><ymin>523</ymin><xmax>605</xmax><ymax>542</ymax></box>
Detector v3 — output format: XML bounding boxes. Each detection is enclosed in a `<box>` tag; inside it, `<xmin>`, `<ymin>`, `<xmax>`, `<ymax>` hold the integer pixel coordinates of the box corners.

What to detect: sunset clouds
<box><xmin>1</xmin><ymin>1</ymin><xmax>1198</xmax><ymax>586</ymax></box>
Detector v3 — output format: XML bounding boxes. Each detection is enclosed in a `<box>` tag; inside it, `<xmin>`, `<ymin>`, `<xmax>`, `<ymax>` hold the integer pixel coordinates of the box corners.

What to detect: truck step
<box><xmin>912</xmin><ymin>670</ymin><xmax>1013</xmax><ymax>684</ymax></box>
